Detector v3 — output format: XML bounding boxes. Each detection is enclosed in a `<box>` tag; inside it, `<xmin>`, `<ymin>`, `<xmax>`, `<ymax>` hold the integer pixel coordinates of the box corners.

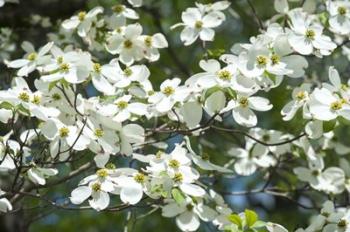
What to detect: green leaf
<box><xmin>225</xmin><ymin>87</ymin><xmax>237</xmax><ymax>100</ymax></box>
<box><xmin>228</xmin><ymin>214</ymin><xmax>242</xmax><ymax>229</ymax></box>
<box><xmin>0</xmin><ymin>101</ymin><xmax>13</xmax><ymax>110</ymax></box>
<box><xmin>252</xmin><ymin>220</ymin><xmax>266</xmax><ymax>228</ymax></box>
<box><xmin>318</xmin><ymin>12</ymin><xmax>329</xmax><ymax>27</ymax></box>
<box><xmin>48</xmin><ymin>80</ymin><xmax>59</xmax><ymax>91</ymax></box>
<box><xmin>245</xmin><ymin>209</ymin><xmax>258</xmax><ymax>228</ymax></box>
<box><xmin>171</xmin><ymin>188</ymin><xmax>185</xmax><ymax>205</ymax></box>
<box><xmin>16</xmin><ymin>104</ymin><xmax>30</xmax><ymax>116</ymax></box>
<box><xmin>204</xmin><ymin>87</ymin><xmax>222</xmax><ymax>100</ymax></box>
<box><xmin>323</xmin><ymin>119</ymin><xmax>336</xmax><ymax>132</ymax></box>
<box><xmin>207</xmin><ymin>48</ymin><xmax>225</xmax><ymax>59</ymax></box>
<box><xmin>264</xmin><ymin>72</ymin><xmax>276</xmax><ymax>84</ymax></box>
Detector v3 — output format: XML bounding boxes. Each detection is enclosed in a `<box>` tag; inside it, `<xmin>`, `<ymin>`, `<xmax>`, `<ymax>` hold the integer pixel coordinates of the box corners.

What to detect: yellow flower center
<box><xmin>96</xmin><ymin>169</ymin><xmax>108</xmax><ymax>178</ymax></box>
<box><xmin>123</xmin><ymin>67</ymin><xmax>133</xmax><ymax>77</ymax></box>
<box><xmin>312</xmin><ymin>170</ymin><xmax>319</xmax><ymax>176</ymax></box>
<box><xmin>52</xmin><ymin>93</ymin><xmax>61</xmax><ymax>101</ymax></box>
<box><xmin>186</xmin><ymin>204</ymin><xmax>194</xmax><ymax>211</ymax></box>
<box><xmin>27</xmin><ymin>52</ymin><xmax>37</xmax><ymax>61</ymax></box>
<box><xmin>78</xmin><ymin>11</ymin><xmax>86</xmax><ymax>21</ymax></box>
<box><xmin>256</xmin><ymin>55</ymin><xmax>268</xmax><ymax>66</ymax></box>
<box><xmin>94</xmin><ymin>128</ymin><xmax>104</xmax><ymax>138</ymax></box>
<box><xmin>168</xmin><ymin>159</ymin><xmax>180</xmax><ymax>169</ymax></box>
<box><xmin>113</xmin><ymin>4</ymin><xmax>125</xmax><ymax>13</ymax></box>
<box><xmin>91</xmin><ymin>182</ymin><xmax>101</xmax><ymax>192</ymax></box>
<box><xmin>60</xmin><ymin>63</ymin><xmax>70</xmax><ymax>72</ymax></box>
<box><xmin>173</xmin><ymin>173</ymin><xmax>183</xmax><ymax>182</ymax></box>
<box><xmin>162</xmin><ymin>86</ymin><xmax>175</xmax><ymax>96</ymax></box>
<box><xmin>32</xmin><ymin>95</ymin><xmax>41</xmax><ymax>105</ymax></box>
<box><xmin>116</xmin><ymin>100</ymin><xmax>128</xmax><ymax>109</ymax></box>
<box><xmin>338</xmin><ymin>6</ymin><xmax>347</xmax><ymax>16</ymax></box>
<box><xmin>239</xmin><ymin>97</ymin><xmax>249</xmax><ymax>108</ymax></box>
<box><xmin>59</xmin><ymin>127</ymin><xmax>70</xmax><ymax>138</ymax></box>
<box><xmin>195</xmin><ymin>20</ymin><xmax>203</xmax><ymax>29</ymax></box>
<box><xmin>271</xmin><ymin>54</ymin><xmax>280</xmax><ymax>65</ymax></box>
<box><xmin>330</xmin><ymin>100</ymin><xmax>343</xmax><ymax>111</ymax></box>
<box><xmin>134</xmin><ymin>173</ymin><xmax>146</xmax><ymax>183</ymax></box>
<box><xmin>124</xmin><ymin>40</ymin><xmax>133</xmax><ymax>49</ymax></box>
<box><xmin>93</xmin><ymin>63</ymin><xmax>102</xmax><ymax>73</ymax></box>
<box><xmin>18</xmin><ymin>92</ymin><xmax>30</xmax><ymax>102</ymax></box>
<box><xmin>305</xmin><ymin>29</ymin><xmax>315</xmax><ymax>40</ymax></box>
<box><xmin>296</xmin><ymin>91</ymin><xmax>307</xmax><ymax>101</ymax></box>
<box><xmin>106</xmin><ymin>163</ymin><xmax>116</xmax><ymax>169</ymax></box>
<box><xmin>144</xmin><ymin>36</ymin><xmax>152</xmax><ymax>47</ymax></box>
<box><xmin>217</xmin><ymin>70</ymin><xmax>232</xmax><ymax>81</ymax></box>
<box><xmin>338</xmin><ymin>219</ymin><xmax>347</xmax><ymax>227</ymax></box>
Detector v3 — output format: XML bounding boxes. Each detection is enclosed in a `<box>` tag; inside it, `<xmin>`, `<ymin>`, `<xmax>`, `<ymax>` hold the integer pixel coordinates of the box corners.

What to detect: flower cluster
<box><xmin>1</xmin><ymin>0</ymin><xmax>350</xmax><ymax>231</ymax></box>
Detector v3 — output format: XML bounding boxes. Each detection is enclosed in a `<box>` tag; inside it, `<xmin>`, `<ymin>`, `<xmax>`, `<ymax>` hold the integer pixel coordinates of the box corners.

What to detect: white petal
<box><xmin>180</xmin><ymin>27</ymin><xmax>199</xmax><ymax>46</ymax></box>
<box><xmin>0</xmin><ymin>109</ymin><xmax>12</xmax><ymax>123</ymax></box>
<box><xmin>232</xmin><ymin>107</ymin><xmax>257</xmax><ymax>127</ymax></box>
<box><xmin>199</xmin><ymin>59</ymin><xmax>220</xmax><ymax>73</ymax></box>
<box><xmin>89</xmin><ymin>191</ymin><xmax>110</xmax><ymax>211</ymax></box>
<box><xmin>152</xmin><ymin>33</ymin><xmax>168</xmax><ymax>48</ymax></box>
<box><xmin>176</xmin><ymin>211</ymin><xmax>200</xmax><ymax>232</ymax></box>
<box><xmin>28</xmin><ymin>169</ymin><xmax>46</xmax><ymax>185</ymax></box>
<box><xmin>0</xmin><ymin>198</ymin><xmax>12</xmax><ymax>213</ymax></box>
<box><xmin>180</xmin><ymin>183</ymin><xmax>206</xmax><ymax>197</ymax></box>
<box><xmin>181</xmin><ymin>101</ymin><xmax>203</xmax><ymax>128</ymax></box>
<box><xmin>328</xmin><ymin>66</ymin><xmax>341</xmax><ymax>89</ymax></box>
<box><xmin>288</xmin><ymin>34</ymin><xmax>313</xmax><ymax>55</ymax></box>
<box><xmin>249</xmin><ymin>97</ymin><xmax>272</xmax><ymax>111</ymax></box>
<box><xmin>92</xmin><ymin>75</ymin><xmax>115</xmax><ymax>95</ymax></box>
<box><xmin>120</xmin><ymin>183</ymin><xmax>143</xmax><ymax>205</ymax></box>
<box><xmin>70</xmin><ymin>186</ymin><xmax>92</xmax><ymax>204</ymax></box>
<box><xmin>7</xmin><ymin>59</ymin><xmax>30</xmax><ymax>68</ymax></box>
<box><xmin>62</xmin><ymin>18</ymin><xmax>80</xmax><ymax>29</ymax></box>
<box><xmin>205</xmin><ymin>91</ymin><xmax>226</xmax><ymax>116</ymax></box>
<box><xmin>199</xmin><ymin>28</ymin><xmax>215</xmax><ymax>41</ymax></box>
<box><xmin>274</xmin><ymin>0</ymin><xmax>289</xmax><ymax>13</ymax></box>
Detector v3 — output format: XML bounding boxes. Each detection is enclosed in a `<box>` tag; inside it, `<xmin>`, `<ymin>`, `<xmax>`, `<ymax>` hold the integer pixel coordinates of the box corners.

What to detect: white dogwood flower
<box><xmin>288</xmin><ymin>9</ymin><xmax>337</xmax><ymax>56</ymax></box>
<box><xmin>41</xmin><ymin>51</ymin><xmax>91</xmax><ymax>84</ymax></box>
<box><xmin>294</xmin><ymin>156</ymin><xmax>345</xmax><ymax>194</ymax></box>
<box><xmin>162</xmin><ymin>198</ymin><xmax>217</xmax><ymax>232</ymax></box>
<box><xmin>228</xmin><ymin>141</ymin><xmax>276</xmax><ymax>176</ymax></box>
<box><xmin>328</xmin><ymin>1</ymin><xmax>350</xmax><ymax>35</ymax></box>
<box><xmin>222</xmin><ymin>93</ymin><xmax>272</xmax><ymax>127</ymax></box>
<box><xmin>148</xmin><ymin>78</ymin><xmax>189</xmax><ymax>113</ymax></box>
<box><xmin>7</xmin><ymin>41</ymin><xmax>53</xmax><ymax>76</ymax></box>
<box><xmin>41</xmin><ymin>119</ymin><xmax>90</xmax><ymax>159</ymax></box>
<box><xmin>281</xmin><ymin>83</ymin><xmax>312</xmax><ymax>121</ymax></box>
<box><xmin>309</xmin><ymin>87</ymin><xmax>350</xmax><ymax>121</ymax></box>
<box><xmin>62</xmin><ymin>7</ymin><xmax>103</xmax><ymax>37</ymax></box>
<box><xmin>27</xmin><ymin>166</ymin><xmax>58</xmax><ymax>185</ymax></box>
<box><xmin>106</xmin><ymin>23</ymin><xmax>144</xmax><ymax>65</ymax></box>
<box><xmin>99</xmin><ymin>95</ymin><xmax>147</xmax><ymax>122</ymax></box>
<box><xmin>172</xmin><ymin>7</ymin><xmax>225</xmax><ymax>46</ymax></box>
<box><xmin>111</xmin><ymin>4</ymin><xmax>138</xmax><ymax>20</ymax></box>
<box><xmin>140</xmin><ymin>33</ymin><xmax>168</xmax><ymax>62</ymax></box>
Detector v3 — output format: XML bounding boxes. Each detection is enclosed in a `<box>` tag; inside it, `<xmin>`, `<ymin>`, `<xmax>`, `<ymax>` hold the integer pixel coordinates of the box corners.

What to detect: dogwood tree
<box><xmin>0</xmin><ymin>0</ymin><xmax>350</xmax><ymax>231</ymax></box>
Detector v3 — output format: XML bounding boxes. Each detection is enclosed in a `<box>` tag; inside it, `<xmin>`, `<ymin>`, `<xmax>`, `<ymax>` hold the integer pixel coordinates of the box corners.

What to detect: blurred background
<box><xmin>1</xmin><ymin>0</ymin><xmax>350</xmax><ymax>231</ymax></box>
